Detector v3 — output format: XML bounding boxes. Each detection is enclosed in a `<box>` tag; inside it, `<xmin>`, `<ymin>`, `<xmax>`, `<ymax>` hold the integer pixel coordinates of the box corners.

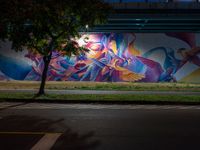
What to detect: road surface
<box><xmin>0</xmin><ymin>102</ymin><xmax>200</xmax><ymax>150</ymax></box>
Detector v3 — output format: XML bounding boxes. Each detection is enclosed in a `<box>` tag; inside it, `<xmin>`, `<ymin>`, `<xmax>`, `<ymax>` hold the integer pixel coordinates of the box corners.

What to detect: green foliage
<box><xmin>0</xmin><ymin>0</ymin><xmax>111</xmax><ymax>55</ymax></box>
<box><xmin>0</xmin><ymin>0</ymin><xmax>111</xmax><ymax>95</ymax></box>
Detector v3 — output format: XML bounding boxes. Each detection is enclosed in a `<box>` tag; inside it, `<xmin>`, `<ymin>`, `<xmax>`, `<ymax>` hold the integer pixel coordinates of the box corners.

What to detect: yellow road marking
<box><xmin>0</xmin><ymin>131</ymin><xmax>62</xmax><ymax>135</ymax></box>
<box><xmin>0</xmin><ymin>131</ymin><xmax>62</xmax><ymax>150</ymax></box>
<box><xmin>31</xmin><ymin>133</ymin><xmax>62</xmax><ymax>150</ymax></box>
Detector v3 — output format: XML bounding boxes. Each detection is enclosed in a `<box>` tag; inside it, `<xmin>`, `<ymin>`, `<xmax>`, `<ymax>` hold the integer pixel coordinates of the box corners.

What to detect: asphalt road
<box><xmin>1</xmin><ymin>102</ymin><xmax>200</xmax><ymax>150</ymax></box>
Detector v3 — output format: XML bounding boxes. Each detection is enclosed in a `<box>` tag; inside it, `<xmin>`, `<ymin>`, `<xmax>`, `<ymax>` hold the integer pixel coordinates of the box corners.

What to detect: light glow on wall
<box><xmin>0</xmin><ymin>33</ymin><xmax>200</xmax><ymax>83</ymax></box>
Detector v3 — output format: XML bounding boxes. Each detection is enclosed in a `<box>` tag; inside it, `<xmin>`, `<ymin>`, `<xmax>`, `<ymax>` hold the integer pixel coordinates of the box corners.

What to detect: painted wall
<box><xmin>0</xmin><ymin>33</ymin><xmax>200</xmax><ymax>82</ymax></box>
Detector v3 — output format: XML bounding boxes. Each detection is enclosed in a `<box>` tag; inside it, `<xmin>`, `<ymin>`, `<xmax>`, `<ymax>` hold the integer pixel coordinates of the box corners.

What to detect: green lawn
<box><xmin>0</xmin><ymin>81</ymin><xmax>200</xmax><ymax>103</ymax></box>
<box><xmin>0</xmin><ymin>81</ymin><xmax>200</xmax><ymax>91</ymax></box>
<box><xmin>0</xmin><ymin>93</ymin><xmax>200</xmax><ymax>103</ymax></box>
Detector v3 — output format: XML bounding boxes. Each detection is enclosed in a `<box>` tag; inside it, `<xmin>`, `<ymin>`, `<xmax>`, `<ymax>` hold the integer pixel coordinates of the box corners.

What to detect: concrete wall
<box><xmin>0</xmin><ymin>33</ymin><xmax>200</xmax><ymax>82</ymax></box>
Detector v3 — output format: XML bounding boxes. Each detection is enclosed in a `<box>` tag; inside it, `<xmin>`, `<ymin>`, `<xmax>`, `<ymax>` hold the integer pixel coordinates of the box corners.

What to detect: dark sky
<box><xmin>104</xmin><ymin>0</ymin><xmax>195</xmax><ymax>2</ymax></box>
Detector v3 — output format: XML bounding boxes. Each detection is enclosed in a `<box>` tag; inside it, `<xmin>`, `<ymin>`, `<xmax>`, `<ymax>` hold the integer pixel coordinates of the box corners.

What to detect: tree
<box><xmin>0</xmin><ymin>0</ymin><xmax>111</xmax><ymax>95</ymax></box>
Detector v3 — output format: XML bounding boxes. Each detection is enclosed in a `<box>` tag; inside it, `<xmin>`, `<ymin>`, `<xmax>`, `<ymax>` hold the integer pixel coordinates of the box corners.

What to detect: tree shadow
<box><xmin>52</xmin><ymin>129</ymin><xmax>100</xmax><ymax>150</ymax></box>
<box><xmin>0</xmin><ymin>115</ymin><xmax>100</xmax><ymax>150</ymax></box>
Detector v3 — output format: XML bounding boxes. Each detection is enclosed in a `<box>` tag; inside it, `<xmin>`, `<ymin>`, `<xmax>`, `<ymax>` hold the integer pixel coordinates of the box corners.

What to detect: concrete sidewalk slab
<box><xmin>0</xmin><ymin>89</ymin><xmax>200</xmax><ymax>95</ymax></box>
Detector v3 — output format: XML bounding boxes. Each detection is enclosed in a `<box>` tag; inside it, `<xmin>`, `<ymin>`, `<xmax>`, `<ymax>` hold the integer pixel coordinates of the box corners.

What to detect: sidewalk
<box><xmin>0</xmin><ymin>89</ymin><xmax>200</xmax><ymax>95</ymax></box>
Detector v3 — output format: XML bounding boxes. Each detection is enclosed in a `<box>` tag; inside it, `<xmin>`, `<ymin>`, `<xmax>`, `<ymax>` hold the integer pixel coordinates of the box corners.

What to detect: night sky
<box><xmin>104</xmin><ymin>0</ymin><xmax>195</xmax><ymax>2</ymax></box>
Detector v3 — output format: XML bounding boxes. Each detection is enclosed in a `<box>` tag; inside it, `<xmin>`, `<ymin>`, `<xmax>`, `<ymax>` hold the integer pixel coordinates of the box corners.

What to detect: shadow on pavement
<box><xmin>52</xmin><ymin>130</ymin><xmax>100</xmax><ymax>150</ymax></box>
<box><xmin>0</xmin><ymin>102</ymin><xmax>29</xmax><ymax>111</ymax></box>
<box><xmin>0</xmin><ymin>115</ymin><xmax>100</xmax><ymax>150</ymax></box>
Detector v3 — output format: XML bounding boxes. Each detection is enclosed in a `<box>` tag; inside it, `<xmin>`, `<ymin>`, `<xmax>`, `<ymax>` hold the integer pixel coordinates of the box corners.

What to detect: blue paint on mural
<box><xmin>0</xmin><ymin>54</ymin><xmax>31</xmax><ymax>80</ymax></box>
<box><xmin>0</xmin><ymin>33</ymin><xmax>200</xmax><ymax>82</ymax></box>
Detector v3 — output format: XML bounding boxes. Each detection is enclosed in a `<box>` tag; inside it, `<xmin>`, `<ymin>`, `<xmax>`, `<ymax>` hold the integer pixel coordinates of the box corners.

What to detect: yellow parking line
<box><xmin>31</xmin><ymin>133</ymin><xmax>62</xmax><ymax>150</ymax></box>
<box><xmin>0</xmin><ymin>131</ymin><xmax>62</xmax><ymax>135</ymax></box>
<box><xmin>0</xmin><ymin>131</ymin><xmax>62</xmax><ymax>150</ymax></box>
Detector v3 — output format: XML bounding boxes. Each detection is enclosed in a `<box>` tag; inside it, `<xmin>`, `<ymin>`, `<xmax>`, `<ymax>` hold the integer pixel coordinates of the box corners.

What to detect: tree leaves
<box><xmin>0</xmin><ymin>0</ymin><xmax>111</xmax><ymax>57</ymax></box>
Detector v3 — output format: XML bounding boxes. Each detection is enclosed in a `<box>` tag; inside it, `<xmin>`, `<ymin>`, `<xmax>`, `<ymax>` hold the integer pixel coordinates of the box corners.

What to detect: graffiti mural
<box><xmin>0</xmin><ymin>33</ymin><xmax>200</xmax><ymax>82</ymax></box>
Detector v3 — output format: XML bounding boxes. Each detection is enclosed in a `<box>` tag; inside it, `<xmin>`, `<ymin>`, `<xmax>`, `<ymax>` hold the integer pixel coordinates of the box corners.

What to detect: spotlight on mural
<box><xmin>0</xmin><ymin>33</ymin><xmax>200</xmax><ymax>82</ymax></box>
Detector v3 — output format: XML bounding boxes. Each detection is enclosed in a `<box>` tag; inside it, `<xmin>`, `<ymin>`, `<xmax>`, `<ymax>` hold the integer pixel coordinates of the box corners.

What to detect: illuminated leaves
<box><xmin>0</xmin><ymin>0</ymin><xmax>111</xmax><ymax>57</ymax></box>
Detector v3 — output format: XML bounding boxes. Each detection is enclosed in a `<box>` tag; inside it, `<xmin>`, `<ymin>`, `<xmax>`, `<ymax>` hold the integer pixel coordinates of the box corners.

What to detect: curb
<box><xmin>2</xmin><ymin>98</ymin><xmax>200</xmax><ymax>106</ymax></box>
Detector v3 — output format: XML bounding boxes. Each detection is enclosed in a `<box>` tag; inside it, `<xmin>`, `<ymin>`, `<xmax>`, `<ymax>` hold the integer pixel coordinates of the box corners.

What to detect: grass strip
<box><xmin>1</xmin><ymin>81</ymin><xmax>200</xmax><ymax>91</ymax></box>
<box><xmin>0</xmin><ymin>93</ymin><xmax>200</xmax><ymax>103</ymax></box>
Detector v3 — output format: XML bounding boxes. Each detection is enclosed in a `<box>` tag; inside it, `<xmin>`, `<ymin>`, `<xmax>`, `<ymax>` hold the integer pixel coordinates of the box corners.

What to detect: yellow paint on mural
<box><xmin>128</xmin><ymin>45</ymin><xmax>141</xmax><ymax>56</ymax></box>
<box><xmin>110</xmin><ymin>40</ymin><xmax>118</xmax><ymax>55</ymax></box>
<box><xmin>180</xmin><ymin>68</ymin><xmax>200</xmax><ymax>83</ymax></box>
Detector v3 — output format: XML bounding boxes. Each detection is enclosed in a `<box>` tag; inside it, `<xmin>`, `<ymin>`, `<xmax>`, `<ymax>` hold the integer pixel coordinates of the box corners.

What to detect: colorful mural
<box><xmin>0</xmin><ymin>33</ymin><xmax>200</xmax><ymax>82</ymax></box>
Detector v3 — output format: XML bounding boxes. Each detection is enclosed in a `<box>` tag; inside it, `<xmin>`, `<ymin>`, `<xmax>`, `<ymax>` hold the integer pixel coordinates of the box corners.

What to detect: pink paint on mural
<box><xmin>0</xmin><ymin>33</ymin><xmax>200</xmax><ymax>82</ymax></box>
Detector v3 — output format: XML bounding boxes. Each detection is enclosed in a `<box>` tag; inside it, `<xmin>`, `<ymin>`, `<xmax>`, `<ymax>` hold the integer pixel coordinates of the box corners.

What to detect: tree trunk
<box><xmin>37</xmin><ymin>52</ymin><xmax>52</xmax><ymax>96</ymax></box>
